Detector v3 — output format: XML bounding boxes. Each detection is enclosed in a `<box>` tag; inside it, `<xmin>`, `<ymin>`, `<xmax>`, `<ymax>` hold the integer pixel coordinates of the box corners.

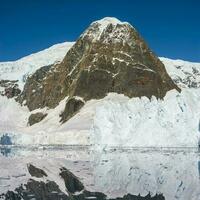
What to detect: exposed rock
<box><xmin>19</xmin><ymin>17</ymin><xmax>180</xmax><ymax>122</ymax></box>
<box><xmin>59</xmin><ymin>167</ymin><xmax>84</xmax><ymax>193</ymax></box>
<box><xmin>0</xmin><ymin>80</ymin><xmax>18</xmax><ymax>88</ymax></box>
<box><xmin>4</xmin><ymin>86</ymin><xmax>21</xmax><ymax>98</ymax></box>
<box><xmin>28</xmin><ymin>112</ymin><xmax>47</xmax><ymax>126</ymax></box>
<box><xmin>27</xmin><ymin>164</ymin><xmax>47</xmax><ymax>178</ymax></box>
<box><xmin>19</xmin><ymin>64</ymin><xmax>52</xmax><ymax>111</ymax></box>
<box><xmin>0</xmin><ymin>80</ymin><xmax>21</xmax><ymax>98</ymax></box>
<box><xmin>60</xmin><ymin>97</ymin><xmax>85</xmax><ymax>123</ymax></box>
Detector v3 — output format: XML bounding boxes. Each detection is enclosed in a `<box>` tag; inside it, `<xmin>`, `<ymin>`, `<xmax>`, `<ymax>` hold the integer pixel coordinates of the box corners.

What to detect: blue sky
<box><xmin>0</xmin><ymin>0</ymin><xmax>199</xmax><ymax>62</ymax></box>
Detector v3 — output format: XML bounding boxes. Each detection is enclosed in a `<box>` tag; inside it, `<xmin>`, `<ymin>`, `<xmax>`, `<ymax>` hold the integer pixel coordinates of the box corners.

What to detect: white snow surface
<box><xmin>0</xmin><ymin>42</ymin><xmax>74</xmax><ymax>89</ymax></box>
<box><xmin>93</xmin><ymin>17</ymin><xmax>129</xmax><ymax>30</ymax></box>
<box><xmin>160</xmin><ymin>57</ymin><xmax>200</xmax><ymax>88</ymax></box>
<box><xmin>0</xmin><ymin>41</ymin><xmax>200</xmax><ymax>147</ymax></box>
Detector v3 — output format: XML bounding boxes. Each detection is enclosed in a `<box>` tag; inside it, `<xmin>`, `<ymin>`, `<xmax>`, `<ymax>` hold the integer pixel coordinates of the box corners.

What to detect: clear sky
<box><xmin>0</xmin><ymin>0</ymin><xmax>199</xmax><ymax>62</ymax></box>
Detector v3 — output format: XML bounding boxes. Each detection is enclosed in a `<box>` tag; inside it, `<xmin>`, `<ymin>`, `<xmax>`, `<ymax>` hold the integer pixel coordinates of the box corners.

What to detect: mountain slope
<box><xmin>0</xmin><ymin>42</ymin><xmax>74</xmax><ymax>90</ymax></box>
<box><xmin>160</xmin><ymin>57</ymin><xmax>200</xmax><ymax>88</ymax></box>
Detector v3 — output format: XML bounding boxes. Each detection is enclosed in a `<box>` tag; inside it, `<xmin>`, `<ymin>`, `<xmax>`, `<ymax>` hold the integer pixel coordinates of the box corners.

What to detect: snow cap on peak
<box><xmin>93</xmin><ymin>17</ymin><xmax>130</xmax><ymax>29</ymax></box>
<box><xmin>82</xmin><ymin>17</ymin><xmax>132</xmax><ymax>42</ymax></box>
<box><xmin>94</xmin><ymin>17</ymin><xmax>126</xmax><ymax>25</ymax></box>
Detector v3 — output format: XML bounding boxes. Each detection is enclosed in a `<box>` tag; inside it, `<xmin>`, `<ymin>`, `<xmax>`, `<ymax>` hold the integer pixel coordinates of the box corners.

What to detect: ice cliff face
<box><xmin>0</xmin><ymin>17</ymin><xmax>199</xmax><ymax>147</ymax></box>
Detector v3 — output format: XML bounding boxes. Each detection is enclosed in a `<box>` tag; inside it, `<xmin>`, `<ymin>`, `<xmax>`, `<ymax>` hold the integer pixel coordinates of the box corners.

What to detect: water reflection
<box><xmin>0</xmin><ymin>146</ymin><xmax>11</xmax><ymax>157</ymax></box>
<box><xmin>198</xmin><ymin>161</ymin><xmax>200</xmax><ymax>178</ymax></box>
<box><xmin>0</xmin><ymin>147</ymin><xmax>200</xmax><ymax>200</ymax></box>
<box><xmin>91</xmin><ymin>148</ymin><xmax>200</xmax><ymax>199</ymax></box>
<box><xmin>0</xmin><ymin>134</ymin><xmax>12</xmax><ymax>145</ymax></box>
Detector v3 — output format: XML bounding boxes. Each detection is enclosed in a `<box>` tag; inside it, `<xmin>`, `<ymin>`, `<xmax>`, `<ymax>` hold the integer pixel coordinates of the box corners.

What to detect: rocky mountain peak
<box><xmin>19</xmin><ymin>17</ymin><xmax>180</xmax><ymax>124</ymax></box>
<box><xmin>81</xmin><ymin>17</ymin><xmax>133</xmax><ymax>44</ymax></box>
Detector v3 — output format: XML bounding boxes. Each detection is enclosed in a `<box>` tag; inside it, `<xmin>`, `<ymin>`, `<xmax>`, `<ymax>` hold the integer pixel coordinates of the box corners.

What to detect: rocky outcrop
<box><xmin>60</xmin><ymin>97</ymin><xmax>85</xmax><ymax>123</ymax></box>
<box><xmin>19</xmin><ymin>64</ymin><xmax>53</xmax><ymax>111</ymax></box>
<box><xmin>0</xmin><ymin>80</ymin><xmax>21</xmax><ymax>98</ymax></box>
<box><xmin>28</xmin><ymin>112</ymin><xmax>47</xmax><ymax>126</ymax></box>
<box><xmin>20</xmin><ymin>17</ymin><xmax>180</xmax><ymax>123</ymax></box>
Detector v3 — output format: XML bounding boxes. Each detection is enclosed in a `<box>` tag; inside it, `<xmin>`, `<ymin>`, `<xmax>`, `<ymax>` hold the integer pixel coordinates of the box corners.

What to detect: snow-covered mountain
<box><xmin>0</xmin><ymin>17</ymin><xmax>200</xmax><ymax>148</ymax></box>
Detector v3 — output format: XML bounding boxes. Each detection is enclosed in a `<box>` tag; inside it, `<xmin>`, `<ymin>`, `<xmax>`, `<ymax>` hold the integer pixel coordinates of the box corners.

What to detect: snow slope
<box><xmin>0</xmin><ymin>42</ymin><xmax>200</xmax><ymax>147</ymax></box>
<box><xmin>0</xmin><ymin>42</ymin><xmax>74</xmax><ymax>89</ymax></box>
<box><xmin>160</xmin><ymin>57</ymin><xmax>200</xmax><ymax>88</ymax></box>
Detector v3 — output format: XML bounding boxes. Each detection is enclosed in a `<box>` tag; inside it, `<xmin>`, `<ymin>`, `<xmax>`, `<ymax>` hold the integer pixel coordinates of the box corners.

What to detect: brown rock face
<box><xmin>20</xmin><ymin>17</ymin><xmax>180</xmax><ymax>122</ymax></box>
<box><xmin>0</xmin><ymin>80</ymin><xmax>21</xmax><ymax>98</ymax></box>
<box><xmin>60</xmin><ymin>97</ymin><xmax>84</xmax><ymax>123</ymax></box>
<box><xmin>19</xmin><ymin>64</ymin><xmax>53</xmax><ymax>111</ymax></box>
<box><xmin>28</xmin><ymin>112</ymin><xmax>47</xmax><ymax>126</ymax></box>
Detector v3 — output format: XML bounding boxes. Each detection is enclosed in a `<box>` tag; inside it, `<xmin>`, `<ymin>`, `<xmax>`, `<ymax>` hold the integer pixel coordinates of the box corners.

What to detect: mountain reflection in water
<box><xmin>0</xmin><ymin>146</ymin><xmax>200</xmax><ymax>200</ymax></box>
